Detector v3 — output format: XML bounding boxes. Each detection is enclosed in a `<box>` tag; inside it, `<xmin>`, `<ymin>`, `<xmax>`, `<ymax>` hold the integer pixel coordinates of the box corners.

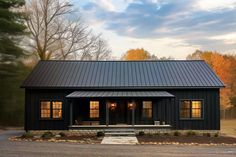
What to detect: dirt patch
<box><xmin>137</xmin><ymin>135</ymin><xmax>236</xmax><ymax>145</ymax></box>
<box><xmin>11</xmin><ymin>134</ymin><xmax>102</xmax><ymax>144</ymax></box>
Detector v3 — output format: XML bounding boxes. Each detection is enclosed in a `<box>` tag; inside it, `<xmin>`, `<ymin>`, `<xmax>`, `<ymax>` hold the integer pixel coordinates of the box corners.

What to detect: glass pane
<box><xmin>142</xmin><ymin>101</ymin><xmax>152</xmax><ymax>118</ymax></box>
<box><xmin>53</xmin><ymin>109</ymin><xmax>62</xmax><ymax>118</ymax></box>
<box><xmin>180</xmin><ymin>100</ymin><xmax>191</xmax><ymax>118</ymax></box>
<box><xmin>192</xmin><ymin>101</ymin><xmax>202</xmax><ymax>118</ymax></box>
<box><xmin>40</xmin><ymin>101</ymin><xmax>50</xmax><ymax>118</ymax></box>
<box><xmin>52</xmin><ymin>101</ymin><xmax>62</xmax><ymax>118</ymax></box>
<box><xmin>52</xmin><ymin>101</ymin><xmax>62</xmax><ymax>109</ymax></box>
<box><xmin>192</xmin><ymin>101</ymin><xmax>201</xmax><ymax>109</ymax></box>
<box><xmin>90</xmin><ymin>101</ymin><xmax>99</xmax><ymax>118</ymax></box>
<box><xmin>143</xmin><ymin>101</ymin><xmax>152</xmax><ymax>109</ymax></box>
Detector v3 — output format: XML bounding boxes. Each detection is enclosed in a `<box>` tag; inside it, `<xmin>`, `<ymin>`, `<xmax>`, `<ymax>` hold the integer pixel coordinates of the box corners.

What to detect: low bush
<box><xmin>203</xmin><ymin>133</ymin><xmax>211</xmax><ymax>137</ymax></box>
<box><xmin>97</xmin><ymin>131</ymin><xmax>105</xmax><ymax>137</ymax></box>
<box><xmin>41</xmin><ymin>131</ymin><xmax>54</xmax><ymax>139</ymax></box>
<box><xmin>59</xmin><ymin>132</ymin><xmax>66</xmax><ymax>137</ymax></box>
<box><xmin>138</xmin><ymin>131</ymin><xmax>145</xmax><ymax>136</ymax></box>
<box><xmin>186</xmin><ymin>131</ymin><xmax>196</xmax><ymax>136</ymax></box>
<box><xmin>214</xmin><ymin>133</ymin><xmax>219</xmax><ymax>137</ymax></box>
<box><xmin>163</xmin><ymin>132</ymin><xmax>170</xmax><ymax>136</ymax></box>
<box><xmin>21</xmin><ymin>132</ymin><xmax>34</xmax><ymax>138</ymax></box>
<box><xmin>173</xmin><ymin>131</ymin><xmax>181</xmax><ymax>136</ymax></box>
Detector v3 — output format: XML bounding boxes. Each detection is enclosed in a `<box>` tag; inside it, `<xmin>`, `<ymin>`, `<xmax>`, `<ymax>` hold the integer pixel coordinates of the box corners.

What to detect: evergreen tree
<box><xmin>0</xmin><ymin>0</ymin><xmax>30</xmax><ymax>126</ymax></box>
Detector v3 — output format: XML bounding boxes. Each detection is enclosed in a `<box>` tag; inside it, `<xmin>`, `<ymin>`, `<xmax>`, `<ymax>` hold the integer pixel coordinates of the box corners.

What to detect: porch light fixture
<box><xmin>110</xmin><ymin>103</ymin><xmax>117</xmax><ymax>110</ymax></box>
<box><xmin>128</xmin><ymin>103</ymin><xmax>135</xmax><ymax>110</ymax></box>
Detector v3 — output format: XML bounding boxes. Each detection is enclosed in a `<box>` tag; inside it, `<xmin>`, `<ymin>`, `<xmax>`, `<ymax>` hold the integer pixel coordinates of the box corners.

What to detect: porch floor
<box><xmin>69</xmin><ymin>125</ymin><xmax>172</xmax><ymax>130</ymax></box>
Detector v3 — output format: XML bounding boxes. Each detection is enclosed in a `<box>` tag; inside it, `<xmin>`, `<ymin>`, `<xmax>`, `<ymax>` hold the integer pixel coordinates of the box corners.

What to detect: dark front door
<box><xmin>109</xmin><ymin>100</ymin><xmax>127</xmax><ymax>125</ymax></box>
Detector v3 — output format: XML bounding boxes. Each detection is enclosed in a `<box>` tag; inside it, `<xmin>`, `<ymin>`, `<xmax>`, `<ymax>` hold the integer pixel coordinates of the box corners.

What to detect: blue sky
<box><xmin>72</xmin><ymin>0</ymin><xmax>236</xmax><ymax>59</ymax></box>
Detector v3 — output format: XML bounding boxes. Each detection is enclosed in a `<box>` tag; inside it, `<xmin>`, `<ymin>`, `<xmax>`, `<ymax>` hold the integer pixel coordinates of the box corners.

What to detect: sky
<box><xmin>72</xmin><ymin>0</ymin><xmax>236</xmax><ymax>59</ymax></box>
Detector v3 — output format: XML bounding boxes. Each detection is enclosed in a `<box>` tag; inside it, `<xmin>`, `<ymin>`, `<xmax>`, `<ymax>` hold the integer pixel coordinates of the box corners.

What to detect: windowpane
<box><xmin>52</xmin><ymin>101</ymin><xmax>62</xmax><ymax>119</ymax></box>
<box><xmin>90</xmin><ymin>101</ymin><xmax>99</xmax><ymax>118</ymax></box>
<box><xmin>142</xmin><ymin>101</ymin><xmax>152</xmax><ymax>118</ymax></box>
<box><xmin>180</xmin><ymin>100</ymin><xmax>191</xmax><ymax>118</ymax></box>
<box><xmin>192</xmin><ymin>101</ymin><xmax>202</xmax><ymax>118</ymax></box>
<box><xmin>40</xmin><ymin>101</ymin><xmax>50</xmax><ymax>118</ymax></box>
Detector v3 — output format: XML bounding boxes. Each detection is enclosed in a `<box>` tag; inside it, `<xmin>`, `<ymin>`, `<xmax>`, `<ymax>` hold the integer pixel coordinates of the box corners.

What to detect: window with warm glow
<box><xmin>142</xmin><ymin>101</ymin><xmax>152</xmax><ymax>118</ymax></box>
<box><xmin>52</xmin><ymin>101</ymin><xmax>62</xmax><ymax>119</ymax></box>
<box><xmin>90</xmin><ymin>101</ymin><xmax>99</xmax><ymax>118</ymax></box>
<box><xmin>40</xmin><ymin>101</ymin><xmax>51</xmax><ymax>118</ymax></box>
<box><xmin>192</xmin><ymin>101</ymin><xmax>202</xmax><ymax>118</ymax></box>
<box><xmin>180</xmin><ymin>100</ymin><xmax>191</xmax><ymax>118</ymax></box>
<box><xmin>180</xmin><ymin>100</ymin><xmax>203</xmax><ymax>119</ymax></box>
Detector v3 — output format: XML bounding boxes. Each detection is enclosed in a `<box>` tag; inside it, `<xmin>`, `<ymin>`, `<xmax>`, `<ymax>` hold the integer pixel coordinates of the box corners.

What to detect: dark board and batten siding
<box><xmin>25</xmin><ymin>88</ymin><xmax>220</xmax><ymax>130</ymax></box>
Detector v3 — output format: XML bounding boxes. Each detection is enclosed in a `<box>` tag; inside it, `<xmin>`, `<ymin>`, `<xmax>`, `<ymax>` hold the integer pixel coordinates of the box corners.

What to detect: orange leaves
<box><xmin>122</xmin><ymin>48</ymin><xmax>153</xmax><ymax>60</ymax></box>
<box><xmin>187</xmin><ymin>50</ymin><xmax>236</xmax><ymax>109</ymax></box>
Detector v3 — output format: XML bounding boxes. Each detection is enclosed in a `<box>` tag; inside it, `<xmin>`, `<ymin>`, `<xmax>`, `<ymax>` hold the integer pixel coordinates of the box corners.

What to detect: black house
<box><xmin>21</xmin><ymin>60</ymin><xmax>224</xmax><ymax>131</ymax></box>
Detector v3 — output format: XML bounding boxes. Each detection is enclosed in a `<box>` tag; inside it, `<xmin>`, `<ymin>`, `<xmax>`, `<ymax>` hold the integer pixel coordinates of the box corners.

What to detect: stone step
<box><xmin>105</xmin><ymin>132</ymin><xmax>136</xmax><ymax>136</ymax></box>
<box><xmin>105</xmin><ymin>129</ymin><xmax>135</xmax><ymax>133</ymax></box>
<box><xmin>104</xmin><ymin>128</ymin><xmax>135</xmax><ymax>136</ymax></box>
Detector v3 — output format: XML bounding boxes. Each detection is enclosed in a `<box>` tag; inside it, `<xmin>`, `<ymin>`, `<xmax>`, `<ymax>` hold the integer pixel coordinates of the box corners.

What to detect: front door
<box><xmin>109</xmin><ymin>100</ymin><xmax>127</xmax><ymax>125</ymax></box>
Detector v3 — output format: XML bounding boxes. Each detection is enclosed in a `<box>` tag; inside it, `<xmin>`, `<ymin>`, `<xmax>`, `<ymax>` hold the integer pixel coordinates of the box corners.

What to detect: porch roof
<box><xmin>66</xmin><ymin>91</ymin><xmax>174</xmax><ymax>98</ymax></box>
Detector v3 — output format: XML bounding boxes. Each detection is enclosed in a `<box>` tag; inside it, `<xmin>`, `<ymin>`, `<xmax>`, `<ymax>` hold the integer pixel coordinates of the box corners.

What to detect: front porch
<box><xmin>66</xmin><ymin>91</ymin><xmax>175</xmax><ymax>129</ymax></box>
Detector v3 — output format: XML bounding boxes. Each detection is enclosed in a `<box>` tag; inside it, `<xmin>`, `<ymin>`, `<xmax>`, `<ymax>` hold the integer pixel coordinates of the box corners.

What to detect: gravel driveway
<box><xmin>0</xmin><ymin>130</ymin><xmax>236</xmax><ymax>157</ymax></box>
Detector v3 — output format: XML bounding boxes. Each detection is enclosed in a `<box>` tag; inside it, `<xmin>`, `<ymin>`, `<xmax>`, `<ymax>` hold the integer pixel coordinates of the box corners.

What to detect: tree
<box><xmin>187</xmin><ymin>50</ymin><xmax>236</xmax><ymax>111</ymax></box>
<box><xmin>0</xmin><ymin>0</ymin><xmax>26</xmax><ymax>63</ymax></box>
<box><xmin>122</xmin><ymin>48</ymin><xmax>155</xmax><ymax>60</ymax></box>
<box><xmin>24</xmin><ymin>0</ymin><xmax>111</xmax><ymax>61</ymax></box>
<box><xmin>0</xmin><ymin>0</ymin><xmax>31</xmax><ymax>126</ymax></box>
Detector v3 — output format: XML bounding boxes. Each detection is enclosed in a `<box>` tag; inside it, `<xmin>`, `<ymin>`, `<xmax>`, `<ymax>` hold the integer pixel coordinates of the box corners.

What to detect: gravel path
<box><xmin>0</xmin><ymin>130</ymin><xmax>236</xmax><ymax>157</ymax></box>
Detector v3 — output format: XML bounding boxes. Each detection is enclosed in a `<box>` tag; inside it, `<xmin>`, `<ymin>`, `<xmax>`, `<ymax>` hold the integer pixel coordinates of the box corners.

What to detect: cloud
<box><xmin>74</xmin><ymin>0</ymin><xmax>236</xmax><ymax>58</ymax></box>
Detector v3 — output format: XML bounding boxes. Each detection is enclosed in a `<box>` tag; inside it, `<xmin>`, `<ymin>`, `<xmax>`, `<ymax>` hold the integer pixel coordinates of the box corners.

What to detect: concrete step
<box><xmin>105</xmin><ymin>129</ymin><xmax>135</xmax><ymax>133</ymax></box>
<box><xmin>105</xmin><ymin>132</ymin><xmax>136</xmax><ymax>136</ymax></box>
<box><xmin>104</xmin><ymin>129</ymin><xmax>135</xmax><ymax>136</ymax></box>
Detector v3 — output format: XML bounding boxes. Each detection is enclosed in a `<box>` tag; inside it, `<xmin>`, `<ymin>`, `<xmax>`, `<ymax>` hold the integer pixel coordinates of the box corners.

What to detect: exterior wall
<box><xmin>169</xmin><ymin>89</ymin><xmax>220</xmax><ymax>130</ymax></box>
<box><xmin>24</xmin><ymin>88</ymin><xmax>220</xmax><ymax>131</ymax></box>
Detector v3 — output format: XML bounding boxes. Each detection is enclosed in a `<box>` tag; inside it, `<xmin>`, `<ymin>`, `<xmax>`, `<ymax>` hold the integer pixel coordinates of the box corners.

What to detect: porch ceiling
<box><xmin>66</xmin><ymin>91</ymin><xmax>174</xmax><ymax>98</ymax></box>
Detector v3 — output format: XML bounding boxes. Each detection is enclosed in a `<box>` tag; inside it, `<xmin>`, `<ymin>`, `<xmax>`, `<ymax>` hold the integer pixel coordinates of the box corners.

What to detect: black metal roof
<box><xmin>66</xmin><ymin>91</ymin><xmax>174</xmax><ymax>98</ymax></box>
<box><xmin>22</xmin><ymin>60</ymin><xmax>225</xmax><ymax>89</ymax></box>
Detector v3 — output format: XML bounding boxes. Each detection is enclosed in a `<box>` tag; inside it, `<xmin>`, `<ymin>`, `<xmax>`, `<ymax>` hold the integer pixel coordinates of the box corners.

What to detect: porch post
<box><xmin>132</xmin><ymin>101</ymin><xmax>135</xmax><ymax>126</ymax></box>
<box><xmin>70</xmin><ymin>101</ymin><xmax>73</xmax><ymax>126</ymax></box>
<box><xmin>106</xmin><ymin>101</ymin><xmax>109</xmax><ymax>126</ymax></box>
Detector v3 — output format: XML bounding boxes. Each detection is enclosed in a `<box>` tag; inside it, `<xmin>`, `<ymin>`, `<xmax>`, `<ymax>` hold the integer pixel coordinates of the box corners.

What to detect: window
<box><xmin>90</xmin><ymin>101</ymin><xmax>99</xmax><ymax>118</ymax></box>
<box><xmin>180</xmin><ymin>100</ymin><xmax>203</xmax><ymax>119</ymax></box>
<box><xmin>52</xmin><ymin>101</ymin><xmax>62</xmax><ymax>119</ymax></box>
<box><xmin>40</xmin><ymin>101</ymin><xmax>51</xmax><ymax>118</ymax></box>
<box><xmin>40</xmin><ymin>100</ymin><xmax>63</xmax><ymax>119</ymax></box>
<box><xmin>192</xmin><ymin>101</ymin><xmax>202</xmax><ymax>118</ymax></box>
<box><xmin>142</xmin><ymin>101</ymin><xmax>152</xmax><ymax>118</ymax></box>
<box><xmin>180</xmin><ymin>100</ymin><xmax>191</xmax><ymax>118</ymax></box>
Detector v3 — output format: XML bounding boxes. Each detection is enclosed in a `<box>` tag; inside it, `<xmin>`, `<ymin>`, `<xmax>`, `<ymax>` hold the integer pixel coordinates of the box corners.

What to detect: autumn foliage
<box><xmin>187</xmin><ymin>50</ymin><xmax>236</xmax><ymax>109</ymax></box>
<box><xmin>122</xmin><ymin>48</ymin><xmax>157</xmax><ymax>60</ymax></box>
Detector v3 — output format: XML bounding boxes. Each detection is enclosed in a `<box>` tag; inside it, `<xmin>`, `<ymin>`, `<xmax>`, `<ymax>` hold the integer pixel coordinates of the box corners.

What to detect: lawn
<box><xmin>221</xmin><ymin>119</ymin><xmax>236</xmax><ymax>137</ymax></box>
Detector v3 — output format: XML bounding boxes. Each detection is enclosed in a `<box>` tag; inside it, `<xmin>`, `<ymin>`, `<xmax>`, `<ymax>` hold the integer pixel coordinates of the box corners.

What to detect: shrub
<box><xmin>214</xmin><ymin>133</ymin><xmax>219</xmax><ymax>137</ymax></box>
<box><xmin>155</xmin><ymin>132</ymin><xmax>160</xmax><ymax>136</ymax></box>
<box><xmin>173</xmin><ymin>131</ymin><xmax>181</xmax><ymax>136</ymax></box>
<box><xmin>21</xmin><ymin>132</ymin><xmax>34</xmax><ymax>138</ymax></box>
<box><xmin>164</xmin><ymin>132</ymin><xmax>170</xmax><ymax>136</ymax></box>
<box><xmin>138</xmin><ymin>131</ymin><xmax>145</xmax><ymax>136</ymax></box>
<box><xmin>203</xmin><ymin>133</ymin><xmax>211</xmax><ymax>137</ymax></box>
<box><xmin>41</xmin><ymin>131</ymin><xmax>54</xmax><ymax>139</ymax></box>
<box><xmin>59</xmin><ymin>132</ymin><xmax>66</xmax><ymax>137</ymax></box>
<box><xmin>186</xmin><ymin>131</ymin><xmax>196</xmax><ymax>136</ymax></box>
<box><xmin>97</xmin><ymin>131</ymin><xmax>105</xmax><ymax>137</ymax></box>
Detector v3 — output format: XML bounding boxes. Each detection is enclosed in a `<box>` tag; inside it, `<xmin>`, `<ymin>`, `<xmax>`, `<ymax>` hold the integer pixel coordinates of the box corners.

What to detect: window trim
<box><xmin>142</xmin><ymin>101</ymin><xmax>153</xmax><ymax>119</ymax></box>
<box><xmin>89</xmin><ymin>101</ymin><xmax>100</xmax><ymax>119</ymax></box>
<box><xmin>39</xmin><ymin>99</ymin><xmax>63</xmax><ymax>120</ymax></box>
<box><xmin>179</xmin><ymin>99</ymin><xmax>204</xmax><ymax>120</ymax></box>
